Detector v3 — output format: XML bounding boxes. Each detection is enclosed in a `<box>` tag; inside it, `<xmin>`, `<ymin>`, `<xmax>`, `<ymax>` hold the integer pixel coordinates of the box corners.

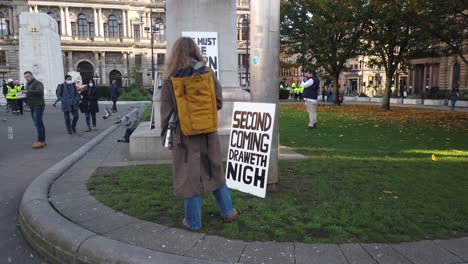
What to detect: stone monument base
<box><xmin>129</xmin><ymin>122</ymin><xmax>231</xmax><ymax>162</ymax></box>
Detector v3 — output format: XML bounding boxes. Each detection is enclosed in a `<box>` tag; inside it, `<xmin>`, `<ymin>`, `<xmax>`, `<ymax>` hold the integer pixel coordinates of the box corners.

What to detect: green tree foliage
<box><xmin>363</xmin><ymin>0</ymin><xmax>427</xmax><ymax>110</ymax></box>
<box><xmin>281</xmin><ymin>0</ymin><xmax>367</xmax><ymax>104</ymax></box>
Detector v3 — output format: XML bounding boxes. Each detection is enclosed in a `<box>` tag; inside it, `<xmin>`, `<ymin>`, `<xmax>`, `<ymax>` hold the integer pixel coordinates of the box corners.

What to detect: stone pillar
<box><xmin>99</xmin><ymin>9</ymin><xmax>104</xmax><ymax>37</ymax></box>
<box><xmin>60</xmin><ymin>7</ymin><xmax>66</xmax><ymax>35</ymax></box>
<box><xmin>34</xmin><ymin>5</ymin><xmax>38</xmax><ymax>13</ymax></box>
<box><xmin>94</xmin><ymin>52</ymin><xmax>99</xmax><ymax>80</ymax></box>
<box><xmin>250</xmin><ymin>0</ymin><xmax>280</xmax><ymax>185</ymax></box>
<box><xmin>129</xmin><ymin>52</ymin><xmax>135</xmax><ymax>71</ymax></box>
<box><xmin>100</xmin><ymin>52</ymin><xmax>106</xmax><ymax>85</ymax></box>
<box><xmin>68</xmin><ymin>51</ymin><xmax>73</xmax><ymax>72</ymax></box>
<box><xmin>122</xmin><ymin>10</ymin><xmax>127</xmax><ymax>38</ymax></box>
<box><xmin>428</xmin><ymin>63</ymin><xmax>433</xmax><ymax>90</ymax></box>
<box><xmin>127</xmin><ymin>10</ymin><xmax>131</xmax><ymax>38</ymax></box>
<box><xmin>145</xmin><ymin>12</ymin><xmax>149</xmax><ymax>39</ymax></box>
<box><xmin>411</xmin><ymin>67</ymin><xmax>416</xmax><ymax>94</ymax></box>
<box><xmin>123</xmin><ymin>52</ymin><xmax>129</xmax><ymax>75</ymax></box>
<box><xmin>423</xmin><ymin>63</ymin><xmax>427</xmax><ymax>93</ymax></box>
<box><xmin>93</xmin><ymin>8</ymin><xmax>99</xmax><ymax>37</ymax></box>
<box><xmin>12</xmin><ymin>6</ymin><xmax>18</xmax><ymax>35</ymax></box>
<box><xmin>29</xmin><ymin>6</ymin><xmax>33</xmax><ymax>13</ymax></box>
<box><xmin>65</xmin><ymin>7</ymin><xmax>71</xmax><ymax>36</ymax></box>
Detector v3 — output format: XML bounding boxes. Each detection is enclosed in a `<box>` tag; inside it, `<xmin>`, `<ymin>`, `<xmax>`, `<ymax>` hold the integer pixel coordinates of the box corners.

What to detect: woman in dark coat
<box><xmin>80</xmin><ymin>80</ymin><xmax>100</xmax><ymax>132</ymax></box>
<box><xmin>160</xmin><ymin>37</ymin><xmax>239</xmax><ymax>231</ymax></box>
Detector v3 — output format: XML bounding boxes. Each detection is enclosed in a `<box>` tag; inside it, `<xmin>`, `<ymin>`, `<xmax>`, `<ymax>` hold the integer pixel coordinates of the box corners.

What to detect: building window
<box><xmin>108</xmin><ymin>15</ymin><xmax>118</xmax><ymax>38</ymax></box>
<box><xmin>157</xmin><ymin>54</ymin><xmax>165</xmax><ymax>65</ymax></box>
<box><xmin>0</xmin><ymin>72</ymin><xmax>7</xmax><ymax>81</ymax></box>
<box><xmin>78</xmin><ymin>14</ymin><xmax>88</xmax><ymax>36</ymax></box>
<box><xmin>89</xmin><ymin>22</ymin><xmax>94</xmax><ymax>37</ymax></box>
<box><xmin>71</xmin><ymin>22</ymin><xmax>77</xmax><ymax>36</ymax></box>
<box><xmin>0</xmin><ymin>12</ymin><xmax>9</xmax><ymax>36</ymax></box>
<box><xmin>0</xmin><ymin>51</ymin><xmax>6</xmax><ymax>66</ymax></box>
<box><xmin>135</xmin><ymin>54</ymin><xmax>142</xmax><ymax>68</ymax></box>
<box><xmin>154</xmin><ymin>17</ymin><xmax>165</xmax><ymax>41</ymax></box>
<box><xmin>133</xmin><ymin>24</ymin><xmax>140</xmax><ymax>39</ymax></box>
<box><xmin>47</xmin><ymin>12</ymin><xmax>61</xmax><ymax>35</ymax></box>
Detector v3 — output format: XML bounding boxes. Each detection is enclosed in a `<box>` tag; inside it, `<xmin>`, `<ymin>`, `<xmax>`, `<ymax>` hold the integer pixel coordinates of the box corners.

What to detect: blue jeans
<box><xmin>30</xmin><ymin>106</ymin><xmax>45</xmax><ymax>142</ymax></box>
<box><xmin>184</xmin><ymin>184</ymin><xmax>233</xmax><ymax>230</ymax></box>
<box><xmin>85</xmin><ymin>111</ymin><xmax>97</xmax><ymax>128</ymax></box>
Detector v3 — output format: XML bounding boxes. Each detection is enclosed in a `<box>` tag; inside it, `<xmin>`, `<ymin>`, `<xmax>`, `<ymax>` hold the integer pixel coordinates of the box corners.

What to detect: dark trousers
<box><xmin>8</xmin><ymin>99</ymin><xmax>18</xmax><ymax>112</ymax></box>
<box><xmin>64</xmin><ymin>110</ymin><xmax>79</xmax><ymax>132</ymax></box>
<box><xmin>31</xmin><ymin>106</ymin><xmax>45</xmax><ymax>142</ymax></box>
<box><xmin>112</xmin><ymin>99</ymin><xmax>117</xmax><ymax>112</ymax></box>
<box><xmin>85</xmin><ymin>111</ymin><xmax>97</xmax><ymax>128</ymax></box>
<box><xmin>17</xmin><ymin>99</ymin><xmax>24</xmax><ymax>115</ymax></box>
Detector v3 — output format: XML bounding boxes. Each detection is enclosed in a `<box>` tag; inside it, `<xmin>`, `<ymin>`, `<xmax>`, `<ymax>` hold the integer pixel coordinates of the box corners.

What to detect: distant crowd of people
<box><xmin>2</xmin><ymin>73</ymin><xmax>121</xmax><ymax>149</ymax></box>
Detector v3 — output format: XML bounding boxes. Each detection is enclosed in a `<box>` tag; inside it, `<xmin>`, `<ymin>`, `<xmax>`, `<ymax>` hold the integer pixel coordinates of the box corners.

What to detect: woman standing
<box><xmin>160</xmin><ymin>37</ymin><xmax>238</xmax><ymax>231</ymax></box>
<box><xmin>81</xmin><ymin>80</ymin><xmax>100</xmax><ymax>131</ymax></box>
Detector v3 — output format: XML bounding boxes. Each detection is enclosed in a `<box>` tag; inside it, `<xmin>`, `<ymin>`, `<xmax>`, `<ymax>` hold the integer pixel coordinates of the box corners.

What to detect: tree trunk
<box><xmin>333</xmin><ymin>76</ymin><xmax>340</xmax><ymax>105</ymax></box>
<box><xmin>382</xmin><ymin>73</ymin><xmax>393</xmax><ymax>111</ymax></box>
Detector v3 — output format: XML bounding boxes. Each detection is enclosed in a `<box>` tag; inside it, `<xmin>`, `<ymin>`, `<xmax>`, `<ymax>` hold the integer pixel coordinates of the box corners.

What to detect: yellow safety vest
<box><xmin>6</xmin><ymin>85</ymin><xmax>18</xmax><ymax>99</ymax></box>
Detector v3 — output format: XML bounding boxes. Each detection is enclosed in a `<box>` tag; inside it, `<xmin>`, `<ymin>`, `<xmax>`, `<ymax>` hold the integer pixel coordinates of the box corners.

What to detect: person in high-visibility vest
<box><xmin>290</xmin><ymin>82</ymin><xmax>296</xmax><ymax>99</ymax></box>
<box><xmin>6</xmin><ymin>79</ymin><xmax>19</xmax><ymax>115</ymax></box>
<box><xmin>15</xmin><ymin>80</ymin><xmax>25</xmax><ymax>115</ymax></box>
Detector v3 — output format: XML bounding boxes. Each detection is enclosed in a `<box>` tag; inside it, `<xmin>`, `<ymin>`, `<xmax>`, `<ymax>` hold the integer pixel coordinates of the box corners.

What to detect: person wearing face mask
<box><xmin>56</xmin><ymin>75</ymin><xmax>80</xmax><ymax>134</ymax></box>
<box><xmin>82</xmin><ymin>79</ymin><xmax>99</xmax><ymax>131</ymax></box>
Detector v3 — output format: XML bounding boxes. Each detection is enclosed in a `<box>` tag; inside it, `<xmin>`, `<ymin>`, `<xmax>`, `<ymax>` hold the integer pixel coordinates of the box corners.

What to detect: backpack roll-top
<box><xmin>171</xmin><ymin>71</ymin><xmax>218</xmax><ymax>136</ymax></box>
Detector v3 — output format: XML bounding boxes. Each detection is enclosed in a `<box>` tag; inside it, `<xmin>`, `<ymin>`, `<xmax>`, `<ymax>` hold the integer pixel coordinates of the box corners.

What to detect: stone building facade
<box><xmin>0</xmin><ymin>0</ymin><xmax>251</xmax><ymax>87</ymax></box>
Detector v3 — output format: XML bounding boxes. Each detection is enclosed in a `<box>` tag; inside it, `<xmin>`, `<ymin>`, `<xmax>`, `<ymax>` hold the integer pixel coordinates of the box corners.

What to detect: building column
<box><xmin>68</xmin><ymin>51</ymin><xmax>73</xmax><ymax>73</ymax></box>
<box><xmin>29</xmin><ymin>6</ymin><xmax>33</xmax><ymax>13</ymax></box>
<box><xmin>8</xmin><ymin>7</ymin><xmax>14</xmax><ymax>35</ymax></box>
<box><xmin>100</xmin><ymin>52</ymin><xmax>106</xmax><ymax>85</ymax></box>
<box><xmin>12</xmin><ymin>6</ymin><xmax>18</xmax><ymax>35</ymax></box>
<box><xmin>34</xmin><ymin>5</ymin><xmax>38</xmax><ymax>13</ymax></box>
<box><xmin>122</xmin><ymin>10</ymin><xmax>127</xmax><ymax>38</ymax></box>
<box><xmin>60</xmin><ymin>7</ymin><xmax>66</xmax><ymax>36</ymax></box>
<box><xmin>65</xmin><ymin>7</ymin><xmax>72</xmax><ymax>36</ymax></box>
<box><xmin>428</xmin><ymin>63</ymin><xmax>433</xmax><ymax>90</ymax></box>
<box><xmin>99</xmin><ymin>9</ymin><xmax>104</xmax><ymax>37</ymax></box>
<box><xmin>127</xmin><ymin>10</ymin><xmax>131</xmax><ymax>38</ymax></box>
<box><xmin>93</xmin><ymin>8</ymin><xmax>99</xmax><ymax>37</ymax></box>
<box><xmin>423</xmin><ymin>63</ymin><xmax>427</xmax><ymax>93</ymax></box>
<box><xmin>411</xmin><ymin>67</ymin><xmax>416</xmax><ymax>94</ymax></box>
<box><xmin>123</xmin><ymin>52</ymin><xmax>129</xmax><ymax>75</ymax></box>
<box><xmin>145</xmin><ymin>12</ymin><xmax>150</xmax><ymax>39</ymax></box>
<box><xmin>129</xmin><ymin>52</ymin><xmax>135</xmax><ymax>71</ymax></box>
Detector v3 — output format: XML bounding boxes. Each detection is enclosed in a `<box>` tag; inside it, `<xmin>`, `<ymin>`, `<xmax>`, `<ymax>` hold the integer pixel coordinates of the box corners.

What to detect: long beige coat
<box><xmin>160</xmin><ymin>68</ymin><xmax>225</xmax><ymax>198</ymax></box>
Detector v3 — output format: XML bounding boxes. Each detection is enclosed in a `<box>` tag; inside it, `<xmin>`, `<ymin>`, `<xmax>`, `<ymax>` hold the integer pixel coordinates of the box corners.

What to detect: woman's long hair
<box><xmin>164</xmin><ymin>37</ymin><xmax>206</xmax><ymax>79</ymax></box>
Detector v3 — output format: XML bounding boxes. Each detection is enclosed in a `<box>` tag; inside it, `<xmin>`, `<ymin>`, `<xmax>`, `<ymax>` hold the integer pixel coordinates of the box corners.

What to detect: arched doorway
<box><xmin>77</xmin><ymin>61</ymin><xmax>94</xmax><ymax>85</ymax></box>
<box><xmin>109</xmin><ymin>70</ymin><xmax>122</xmax><ymax>86</ymax></box>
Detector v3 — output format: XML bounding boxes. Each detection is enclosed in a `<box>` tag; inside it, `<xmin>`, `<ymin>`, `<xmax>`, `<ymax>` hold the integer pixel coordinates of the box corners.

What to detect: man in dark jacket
<box><xmin>56</xmin><ymin>75</ymin><xmax>80</xmax><ymax>134</ymax></box>
<box><xmin>301</xmin><ymin>69</ymin><xmax>320</xmax><ymax>129</ymax></box>
<box><xmin>23</xmin><ymin>71</ymin><xmax>46</xmax><ymax>149</ymax></box>
<box><xmin>110</xmin><ymin>80</ymin><xmax>120</xmax><ymax>113</ymax></box>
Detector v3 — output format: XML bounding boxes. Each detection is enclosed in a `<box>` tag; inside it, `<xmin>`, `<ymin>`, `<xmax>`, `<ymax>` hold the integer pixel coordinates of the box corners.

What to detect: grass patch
<box><xmin>88</xmin><ymin>104</ymin><xmax>468</xmax><ymax>243</ymax></box>
<box><xmin>140</xmin><ymin>104</ymin><xmax>152</xmax><ymax>122</ymax></box>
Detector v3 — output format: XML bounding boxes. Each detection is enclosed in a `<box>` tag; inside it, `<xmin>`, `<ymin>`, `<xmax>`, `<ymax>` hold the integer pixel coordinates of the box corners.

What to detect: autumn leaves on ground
<box><xmin>88</xmin><ymin>104</ymin><xmax>468</xmax><ymax>243</ymax></box>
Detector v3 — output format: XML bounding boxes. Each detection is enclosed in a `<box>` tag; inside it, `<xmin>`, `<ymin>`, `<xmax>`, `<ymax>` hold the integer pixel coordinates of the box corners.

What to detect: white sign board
<box><xmin>225</xmin><ymin>102</ymin><xmax>276</xmax><ymax>198</ymax></box>
<box><xmin>182</xmin><ymin>32</ymin><xmax>219</xmax><ymax>79</ymax></box>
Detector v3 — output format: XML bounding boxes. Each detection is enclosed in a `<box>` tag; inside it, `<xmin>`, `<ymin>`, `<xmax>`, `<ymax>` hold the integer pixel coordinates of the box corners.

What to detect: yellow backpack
<box><xmin>171</xmin><ymin>71</ymin><xmax>218</xmax><ymax>136</ymax></box>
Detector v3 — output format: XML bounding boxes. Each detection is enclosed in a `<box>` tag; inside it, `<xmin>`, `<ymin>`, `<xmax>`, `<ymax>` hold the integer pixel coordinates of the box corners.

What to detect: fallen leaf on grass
<box><xmin>383</xmin><ymin>190</ymin><xmax>393</xmax><ymax>194</ymax></box>
<box><xmin>339</xmin><ymin>134</ymin><xmax>344</xmax><ymax>137</ymax></box>
<box><xmin>432</xmin><ymin>154</ymin><xmax>437</xmax><ymax>161</ymax></box>
<box><xmin>374</xmin><ymin>124</ymin><xmax>379</xmax><ymax>128</ymax></box>
<box><xmin>393</xmin><ymin>196</ymin><xmax>399</xmax><ymax>199</ymax></box>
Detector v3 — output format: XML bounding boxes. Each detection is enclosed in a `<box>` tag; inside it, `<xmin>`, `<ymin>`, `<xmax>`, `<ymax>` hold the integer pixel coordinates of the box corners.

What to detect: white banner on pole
<box><xmin>225</xmin><ymin>102</ymin><xmax>276</xmax><ymax>198</ymax></box>
<box><xmin>182</xmin><ymin>32</ymin><xmax>219</xmax><ymax>79</ymax></box>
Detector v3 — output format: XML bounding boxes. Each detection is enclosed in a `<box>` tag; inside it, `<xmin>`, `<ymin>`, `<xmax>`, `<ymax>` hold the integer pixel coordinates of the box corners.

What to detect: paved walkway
<box><xmin>0</xmin><ymin>103</ymin><xmax>143</xmax><ymax>264</ymax></box>
<box><xmin>39</xmin><ymin>122</ymin><xmax>468</xmax><ymax>263</ymax></box>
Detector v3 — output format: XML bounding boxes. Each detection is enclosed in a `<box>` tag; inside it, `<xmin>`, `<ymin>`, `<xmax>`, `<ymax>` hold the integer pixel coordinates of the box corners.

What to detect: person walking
<box><xmin>449</xmin><ymin>83</ymin><xmax>459</xmax><ymax>112</ymax></box>
<box><xmin>2</xmin><ymin>79</ymin><xmax>8</xmax><ymax>111</ymax></box>
<box><xmin>160</xmin><ymin>37</ymin><xmax>238</xmax><ymax>231</ymax></box>
<box><xmin>301</xmin><ymin>69</ymin><xmax>320</xmax><ymax>129</ymax></box>
<box><xmin>23</xmin><ymin>71</ymin><xmax>46</xmax><ymax>149</ymax></box>
<box><xmin>6</xmin><ymin>79</ymin><xmax>20</xmax><ymax>115</ymax></box>
<box><xmin>15</xmin><ymin>80</ymin><xmax>25</xmax><ymax>115</ymax></box>
<box><xmin>82</xmin><ymin>79</ymin><xmax>99</xmax><ymax>131</ymax></box>
<box><xmin>110</xmin><ymin>80</ymin><xmax>120</xmax><ymax>113</ymax></box>
<box><xmin>56</xmin><ymin>75</ymin><xmax>80</xmax><ymax>134</ymax></box>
